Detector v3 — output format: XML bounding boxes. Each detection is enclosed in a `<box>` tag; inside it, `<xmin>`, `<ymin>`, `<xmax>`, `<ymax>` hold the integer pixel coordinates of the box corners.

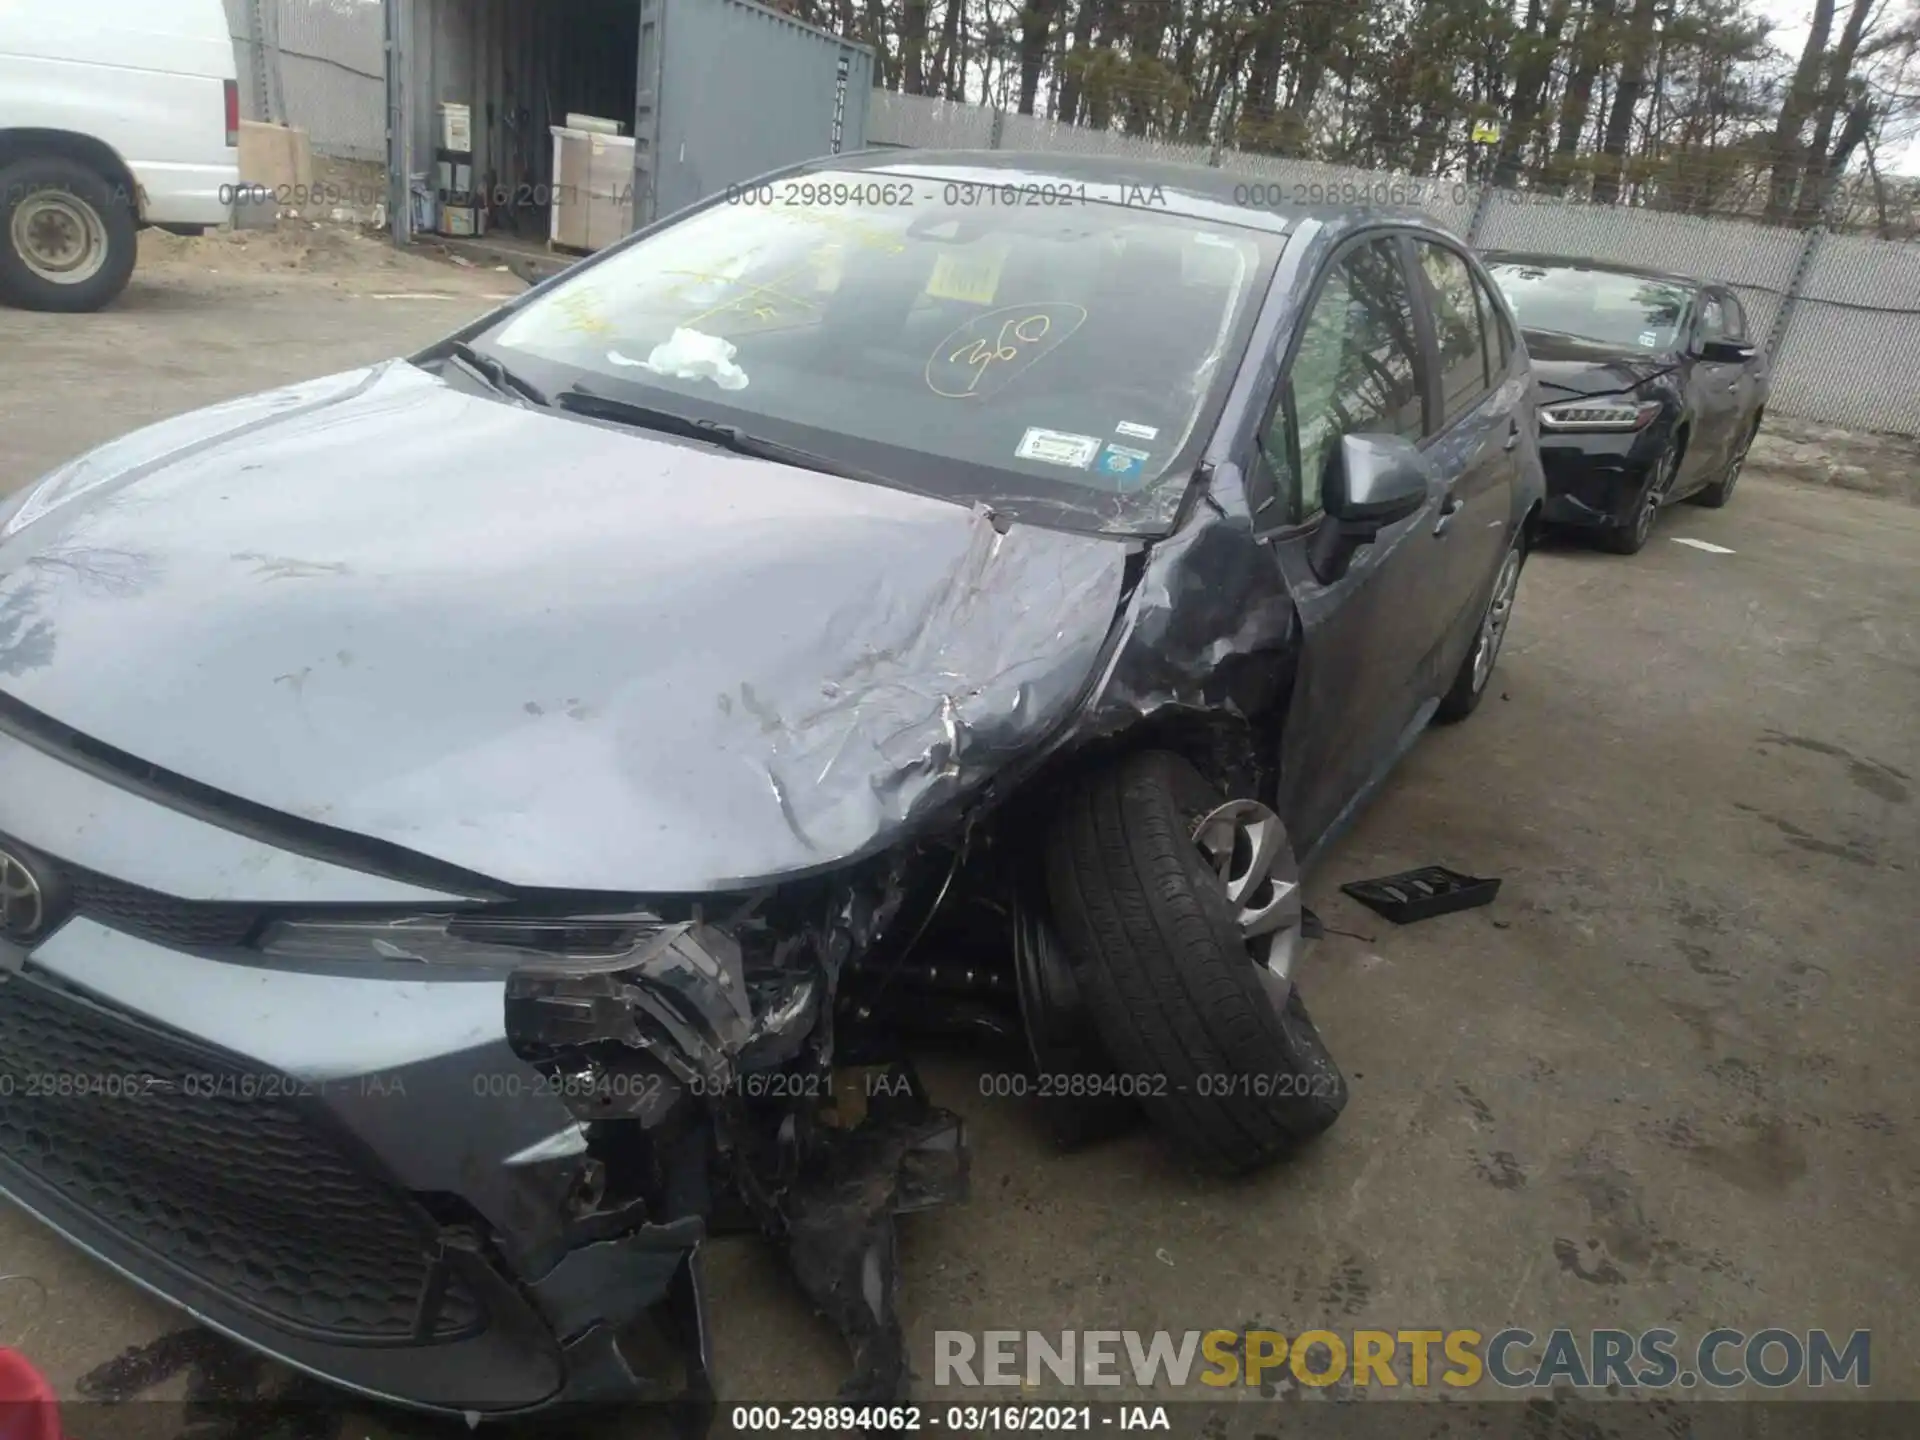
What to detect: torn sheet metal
<box><xmin>1074</xmin><ymin>464</ymin><xmax>1298</xmax><ymax>739</ymax></box>
<box><xmin>529</xmin><ymin>1229</ymin><xmax>714</xmax><ymax>1417</ymax></box>
<box><xmin>778</xmin><ymin>1067</ymin><xmax>968</xmax><ymax>1403</ymax></box>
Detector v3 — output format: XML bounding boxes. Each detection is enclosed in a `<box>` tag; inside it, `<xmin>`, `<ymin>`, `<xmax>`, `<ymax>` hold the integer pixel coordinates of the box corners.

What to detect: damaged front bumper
<box><xmin>1538</xmin><ymin>431</ymin><xmax>1668</xmax><ymax>529</ymax></box>
<box><xmin>1</xmin><ymin>881</ymin><xmax>968</xmax><ymax>1423</ymax></box>
<box><xmin>503</xmin><ymin>898</ymin><xmax>972</xmax><ymax>1412</ymax></box>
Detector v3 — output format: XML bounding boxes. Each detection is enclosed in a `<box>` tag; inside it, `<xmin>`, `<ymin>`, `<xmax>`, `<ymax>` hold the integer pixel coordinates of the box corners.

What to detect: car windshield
<box><xmin>476</xmin><ymin>169</ymin><xmax>1280</xmax><ymax>532</ymax></box>
<box><xmin>1484</xmin><ymin>262</ymin><xmax>1691</xmax><ymax>352</ymax></box>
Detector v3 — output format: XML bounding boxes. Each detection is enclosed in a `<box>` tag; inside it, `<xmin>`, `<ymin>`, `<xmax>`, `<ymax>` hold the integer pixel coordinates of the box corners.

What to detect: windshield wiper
<box><xmin>556</xmin><ymin>384</ymin><xmax>885</xmax><ymax>486</ymax></box>
<box><xmin>444</xmin><ymin>341</ymin><xmax>550</xmax><ymax>408</ymax></box>
<box><xmin>555</xmin><ymin>385</ymin><xmax>1103</xmax><ymax>528</ymax></box>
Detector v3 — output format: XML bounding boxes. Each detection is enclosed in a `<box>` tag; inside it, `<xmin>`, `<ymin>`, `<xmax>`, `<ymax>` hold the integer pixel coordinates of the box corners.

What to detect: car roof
<box><xmin>818</xmin><ymin>148</ymin><xmax>1449</xmax><ymax>239</ymax></box>
<box><xmin>1481</xmin><ymin>250</ymin><xmax>1722</xmax><ymax>290</ymax></box>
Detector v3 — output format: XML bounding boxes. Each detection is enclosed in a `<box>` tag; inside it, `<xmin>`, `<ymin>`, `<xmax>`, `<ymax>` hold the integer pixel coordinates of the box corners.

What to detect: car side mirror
<box><xmin>1309</xmin><ymin>433</ymin><xmax>1431</xmax><ymax>584</ymax></box>
<box><xmin>1697</xmin><ymin>338</ymin><xmax>1756</xmax><ymax>363</ymax></box>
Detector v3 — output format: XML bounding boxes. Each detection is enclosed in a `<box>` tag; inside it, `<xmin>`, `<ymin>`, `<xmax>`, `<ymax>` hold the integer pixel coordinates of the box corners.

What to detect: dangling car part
<box><xmin>0</xmin><ymin>149</ymin><xmax>1542</xmax><ymax>1422</ymax></box>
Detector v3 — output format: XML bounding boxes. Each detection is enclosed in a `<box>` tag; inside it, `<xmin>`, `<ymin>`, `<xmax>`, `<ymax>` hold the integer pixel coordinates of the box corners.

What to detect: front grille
<box><xmin>63</xmin><ymin>864</ymin><xmax>263</xmax><ymax>951</ymax></box>
<box><xmin>0</xmin><ymin>975</ymin><xmax>485</xmax><ymax>1344</ymax></box>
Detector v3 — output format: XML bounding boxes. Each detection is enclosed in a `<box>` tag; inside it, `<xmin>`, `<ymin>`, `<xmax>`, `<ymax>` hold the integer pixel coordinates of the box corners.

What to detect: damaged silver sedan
<box><xmin>0</xmin><ymin>150</ymin><xmax>1542</xmax><ymax>1422</ymax></box>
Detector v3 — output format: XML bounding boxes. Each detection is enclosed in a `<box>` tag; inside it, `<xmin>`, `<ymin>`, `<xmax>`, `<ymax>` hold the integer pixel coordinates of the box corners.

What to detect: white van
<box><xmin>0</xmin><ymin>0</ymin><xmax>238</xmax><ymax>311</ymax></box>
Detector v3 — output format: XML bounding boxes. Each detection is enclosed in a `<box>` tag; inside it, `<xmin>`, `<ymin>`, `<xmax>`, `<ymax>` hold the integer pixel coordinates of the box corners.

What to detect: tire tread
<box><xmin>1045</xmin><ymin>751</ymin><xmax>1344</xmax><ymax>1174</ymax></box>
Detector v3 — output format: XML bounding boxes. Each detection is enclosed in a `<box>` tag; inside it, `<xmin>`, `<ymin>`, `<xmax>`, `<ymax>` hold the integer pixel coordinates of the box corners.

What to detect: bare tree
<box><xmin>823</xmin><ymin>0</ymin><xmax>1920</xmax><ymax>232</ymax></box>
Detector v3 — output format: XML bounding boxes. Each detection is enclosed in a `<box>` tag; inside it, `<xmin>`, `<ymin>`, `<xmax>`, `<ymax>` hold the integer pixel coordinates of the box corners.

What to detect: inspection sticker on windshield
<box><xmin>1116</xmin><ymin>420</ymin><xmax>1159</xmax><ymax>441</ymax></box>
<box><xmin>925</xmin><ymin>248</ymin><xmax>1005</xmax><ymax>305</ymax></box>
<box><xmin>1016</xmin><ymin>428</ymin><xmax>1100</xmax><ymax>469</ymax></box>
<box><xmin>1639</xmin><ymin>330</ymin><xmax>1659</xmax><ymax>347</ymax></box>
<box><xmin>1095</xmin><ymin>444</ymin><xmax>1151</xmax><ymax>483</ymax></box>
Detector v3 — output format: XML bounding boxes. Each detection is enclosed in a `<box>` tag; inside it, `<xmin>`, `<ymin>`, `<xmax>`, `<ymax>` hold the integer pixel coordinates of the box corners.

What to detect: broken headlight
<box><xmin>255</xmin><ymin>912</ymin><xmax>675</xmax><ymax>973</ymax></box>
<box><xmin>261</xmin><ymin>911</ymin><xmax>823</xmax><ymax>1087</ymax></box>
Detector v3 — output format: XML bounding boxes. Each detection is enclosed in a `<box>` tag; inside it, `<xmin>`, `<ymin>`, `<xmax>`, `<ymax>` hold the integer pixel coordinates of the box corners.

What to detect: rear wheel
<box><xmin>0</xmin><ymin>156</ymin><xmax>138</xmax><ymax>313</ymax></box>
<box><xmin>1434</xmin><ymin>527</ymin><xmax>1526</xmax><ymax>723</ymax></box>
<box><xmin>1044</xmin><ymin>751</ymin><xmax>1346</xmax><ymax>1174</ymax></box>
<box><xmin>1689</xmin><ymin>416</ymin><xmax>1758</xmax><ymax>509</ymax></box>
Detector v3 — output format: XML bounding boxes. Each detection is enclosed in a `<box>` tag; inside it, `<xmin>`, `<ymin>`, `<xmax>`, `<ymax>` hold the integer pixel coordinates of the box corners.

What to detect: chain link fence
<box><xmin>871</xmin><ymin>91</ymin><xmax>1920</xmax><ymax>436</ymax></box>
<box><xmin>194</xmin><ymin>22</ymin><xmax>1920</xmax><ymax>436</ymax></box>
<box><xmin>224</xmin><ymin>0</ymin><xmax>386</xmax><ymax>163</ymax></box>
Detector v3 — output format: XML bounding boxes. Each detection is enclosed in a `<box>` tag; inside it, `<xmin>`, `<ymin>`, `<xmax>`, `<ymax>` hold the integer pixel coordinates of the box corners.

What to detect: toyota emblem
<box><xmin>0</xmin><ymin>849</ymin><xmax>47</xmax><ymax>941</ymax></box>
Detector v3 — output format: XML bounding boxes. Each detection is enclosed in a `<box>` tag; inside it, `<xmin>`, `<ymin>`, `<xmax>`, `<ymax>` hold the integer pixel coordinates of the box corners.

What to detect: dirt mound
<box><xmin>139</xmin><ymin>222</ymin><xmax>419</xmax><ymax>276</ymax></box>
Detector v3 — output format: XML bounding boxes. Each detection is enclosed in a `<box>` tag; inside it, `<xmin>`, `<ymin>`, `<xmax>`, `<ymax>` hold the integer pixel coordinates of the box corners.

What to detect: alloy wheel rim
<box><xmin>1471</xmin><ymin>544</ymin><xmax>1523</xmax><ymax>692</ymax></box>
<box><xmin>1725</xmin><ymin>439</ymin><xmax>1749</xmax><ymax>494</ymax></box>
<box><xmin>11</xmin><ymin>192</ymin><xmax>108</xmax><ymax>285</ymax></box>
<box><xmin>1633</xmin><ymin>450</ymin><xmax>1674</xmax><ymax>544</ymax></box>
<box><xmin>1192</xmin><ymin>799</ymin><xmax>1301</xmax><ymax>991</ymax></box>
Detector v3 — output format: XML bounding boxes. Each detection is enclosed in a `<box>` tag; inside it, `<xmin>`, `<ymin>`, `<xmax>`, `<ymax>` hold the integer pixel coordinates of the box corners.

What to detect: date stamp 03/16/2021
<box><xmin>0</xmin><ymin>1064</ymin><xmax>1334</xmax><ymax>1105</ymax></box>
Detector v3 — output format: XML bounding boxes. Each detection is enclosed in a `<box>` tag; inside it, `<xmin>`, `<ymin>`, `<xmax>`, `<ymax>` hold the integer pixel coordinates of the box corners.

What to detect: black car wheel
<box><xmin>1689</xmin><ymin>416</ymin><xmax>1758</xmax><ymax>509</ymax></box>
<box><xmin>1010</xmin><ymin>888</ymin><xmax>1141</xmax><ymax>1149</ymax></box>
<box><xmin>0</xmin><ymin>156</ymin><xmax>138</xmax><ymax>313</ymax></box>
<box><xmin>1044</xmin><ymin>750</ymin><xmax>1347</xmax><ymax>1175</ymax></box>
<box><xmin>1598</xmin><ymin>442</ymin><xmax>1678</xmax><ymax>555</ymax></box>
<box><xmin>1434</xmin><ymin>527</ymin><xmax>1527</xmax><ymax>724</ymax></box>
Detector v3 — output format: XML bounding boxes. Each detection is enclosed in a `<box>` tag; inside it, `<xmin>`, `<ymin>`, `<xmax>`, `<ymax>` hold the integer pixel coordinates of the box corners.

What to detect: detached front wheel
<box><xmin>1044</xmin><ymin>751</ymin><xmax>1346</xmax><ymax>1175</ymax></box>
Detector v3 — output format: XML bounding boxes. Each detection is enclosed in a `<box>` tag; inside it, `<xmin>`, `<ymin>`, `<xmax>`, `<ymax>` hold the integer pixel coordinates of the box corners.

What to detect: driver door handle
<box><xmin>1434</xmin><ymin>495</ymin><xmax>1464</xmax><ymax>536</ymax></box>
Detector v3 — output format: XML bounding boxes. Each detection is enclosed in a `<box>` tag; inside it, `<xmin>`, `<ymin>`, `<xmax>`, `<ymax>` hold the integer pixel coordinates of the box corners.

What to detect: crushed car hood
<box><xmin>1523</xmin><ymin>330</ymin><xmax>1680</xmax><ymax>399</ymax></box>
<box><xmin>0</xmin><ymin>362</ymin><xmax>1130</xmax><ymax>892</ymax></box>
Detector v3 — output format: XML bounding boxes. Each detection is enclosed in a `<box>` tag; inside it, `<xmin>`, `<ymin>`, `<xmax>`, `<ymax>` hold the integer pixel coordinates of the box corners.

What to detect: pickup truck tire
<box><xmin>1044</xmin><ymin>750</ymin><xmax>1347</xmax><ymax>1174</ymax></box>
<box><xmin>0</xmin><ymin>156</ymin><xmax>138</xmax><ymax>313</ymax></box>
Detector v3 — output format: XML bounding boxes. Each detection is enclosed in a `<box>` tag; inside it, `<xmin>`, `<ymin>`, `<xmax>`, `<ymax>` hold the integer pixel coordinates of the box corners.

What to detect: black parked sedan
<box><xmin>0</xmin><ymin>150</ymin><xmax>1541</xmax><ymax>1419</ymax></box>
<box><xmin>1482</xmin><ymin>253</ymin><xmax>1769</xmax><ymax>553</ymax></box>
